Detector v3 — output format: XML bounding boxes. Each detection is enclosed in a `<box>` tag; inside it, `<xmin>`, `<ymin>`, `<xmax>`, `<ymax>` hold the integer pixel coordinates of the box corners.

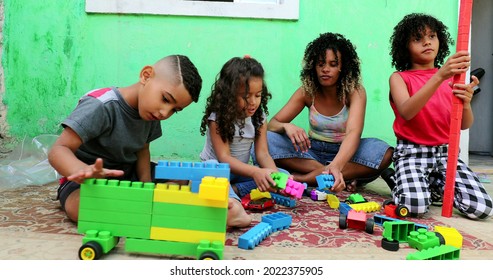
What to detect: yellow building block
<box><xmin>150</xmin><ymin>227</ymin><xmax>226</xmax><ymax>244</ymax></box>
<box><xmin>327</xmin><ymin>194</ymin><xmax>340</xmax><ymax>209</ymax></box>
<box><xmin>198</xmin><ymin>176</ymin><xmax>229</xmax><ymax>202</ymax></box>
<box><xmin>153</xmin><ymin>182</ymin><xmax>227</xmax><ymax>208</ymax></box>
<box><xmin>250</xmin><ymin>189</ymin><xmax>272</xmax><ymax>200</ymax></box>
<box><xmin>349</xmin><ymin>201</ymin><xmax>381</xmax><ymax>212</ymax></box>
<box><xmin>434</xmin><ymin>225</ymin><xmax>463</xmax><ymax>248</ymax></box>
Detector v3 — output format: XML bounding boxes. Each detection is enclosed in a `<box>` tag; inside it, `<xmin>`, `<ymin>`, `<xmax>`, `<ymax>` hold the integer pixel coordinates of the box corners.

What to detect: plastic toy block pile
<box><xmin>310</xmin><ymin>174</ymin><xmax>462</xmax><ymax>260</ymax></box>
<box><xmin>380</xmin><ymin>219</ymin><xmax>462</xmax><ymax>260</ymax></box>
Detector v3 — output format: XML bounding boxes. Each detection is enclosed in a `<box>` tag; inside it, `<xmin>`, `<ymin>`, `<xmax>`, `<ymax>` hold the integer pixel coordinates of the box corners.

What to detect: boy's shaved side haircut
<box><xmin>153</xmin><ymin>55</ymin><xmax>202</xmax><ymax>103</ymax></box>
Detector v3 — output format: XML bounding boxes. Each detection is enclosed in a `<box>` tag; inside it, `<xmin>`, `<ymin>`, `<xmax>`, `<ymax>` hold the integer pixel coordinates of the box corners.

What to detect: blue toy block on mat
<box><xmin>270</xmin><ymin>193</ymin><xmax>296</xmax><ymax>208</ymax></box>
<box><xmin>238</xmin><ymin>213</ymin><xmax>292</xmax><ymax>250</ymax></box>
<box><xmin>316</xmin><ymin>174</ymin><xmax>334</xmax><ymax>193</ymax></box>
<box><xmin>238</xmin><ymin>222</ymin><xmax>273</xmax><ymax>250</ymax></box>
<box><xmin>261</xmin><ymin>213</ymin><xmax>292</xmax><ymax>231</ymax></box>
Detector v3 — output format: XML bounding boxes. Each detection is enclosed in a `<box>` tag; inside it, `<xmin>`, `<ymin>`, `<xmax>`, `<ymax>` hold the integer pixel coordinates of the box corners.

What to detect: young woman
<box><xmin>265</xmin><ymin>32</ymin><xmax>393</xmax><ymax>193</ymax></box>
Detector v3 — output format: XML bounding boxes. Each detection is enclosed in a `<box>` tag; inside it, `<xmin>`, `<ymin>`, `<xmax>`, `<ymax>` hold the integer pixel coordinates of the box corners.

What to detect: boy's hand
<box><xmin>67</xmin><ymin>158</ymin><xmax>124</xmax><ymax>184</ymax></box>
<box><xmin>450</xmin><ymin>75</ymin><xmax>479</xmax><ymax>109</ymax></box>
<box><xmin>252</xmin><ymin>168</ymin><xmax>278</xmax><ymax>193</ymax></box>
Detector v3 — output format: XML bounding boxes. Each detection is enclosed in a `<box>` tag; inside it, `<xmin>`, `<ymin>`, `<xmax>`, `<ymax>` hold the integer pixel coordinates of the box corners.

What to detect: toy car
<box><xmin>310</xmin><ymin>189</ymin><xmax>328</xmax><ymax>201</ymax></box>
<box><xmin>241</xmin><ymin>194</ymin><xmax>275</xmax><ymax>210</ymax></box>
<box><xmin>339</xmin><ymin>209</ymin><xmax>374</xmax><ymax>234</ymax></box>
<box><xmin>382</xmin><ymin>199</ymin><xmax>409</xmax><ymax>218</ymax></box>
<box><xmin>345</xmin><ymin>193</ymin><xmax>367</xmax><ymax>204</ymax></box>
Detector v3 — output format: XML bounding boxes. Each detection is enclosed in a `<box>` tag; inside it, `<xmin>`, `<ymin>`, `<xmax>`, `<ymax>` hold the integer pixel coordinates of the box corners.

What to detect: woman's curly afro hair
<box><xmin>390</xmin><ymin>13</ymin><xmax>454</xmax><ymax>71</ymax></box>
<box><xmin>300</xmin><ymin>32</ymin><xmax>361</xmax><ymax>102</ymax></box>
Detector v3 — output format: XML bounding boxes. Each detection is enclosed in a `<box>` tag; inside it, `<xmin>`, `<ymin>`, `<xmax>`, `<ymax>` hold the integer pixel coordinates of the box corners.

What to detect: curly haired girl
<box><xmin>388</xmin><ymin>13</ymin><xmax>492</xmax><ymax>219</ymax></box>
<box><xmin>200</xmin><ymin>56</ymin><xmax>282</xmax><ymax>227</ymax></box>
<box><xmin>266</xmin><ymin>32</ymin><xmax>393</xmax><ymax>192</ymax></box>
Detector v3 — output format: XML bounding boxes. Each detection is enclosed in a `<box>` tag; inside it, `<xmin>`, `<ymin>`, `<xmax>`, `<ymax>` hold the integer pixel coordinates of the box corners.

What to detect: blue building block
<box><xmin>316</xmin><ymin>174</ymin><xmax>334</xmax><ymax>193</ymax></box>
<box><xmin>339</xmin><ymin>202</ymin><xmax>353</xmax><ymax>215</ymax></box>
<box><xmin>238</xmin><ymin>213</ymin><xmax>292</xmax><ymax>250</ymax></box>
<box><xmin>373</xmin><ymin>214</ymin><xmax>428</xmax><ymax>230</ymax></box>
<box><xmin>238</xmin><ymin>222</ymin><xmax>273</xmax><ymax>250</ymax></box>
<box><xmin>261</xmin><ymin>213</ymin><xmax>292</xmax><ymax>231</ymax></box>
<box><xmin>154</xmin><ymin>161</ymin><xmax>230</xmax><ymax>193</ymax></box>
<box><xmin>270</xmin><ymin>193</ymin><xmax>296</xmax><ymax>208</ymax></box>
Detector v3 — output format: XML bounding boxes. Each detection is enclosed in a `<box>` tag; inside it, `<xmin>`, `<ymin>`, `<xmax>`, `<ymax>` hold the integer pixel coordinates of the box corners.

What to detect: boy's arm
<box><xmin>48</xmin><ymin>127</ymin><xmax>124</xmax><ymax>184</ymax></box>
<box><xmin>135</xmin><ymin>143</ymin><xmax>152</xmax><ymax>182</ymax></box>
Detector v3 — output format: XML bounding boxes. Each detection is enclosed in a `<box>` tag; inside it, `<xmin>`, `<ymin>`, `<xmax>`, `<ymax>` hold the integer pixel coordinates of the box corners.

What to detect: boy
<box><xmin>48</xmin><ymin>55</ymin><xmax>202</xmax><ymax>222</ymax></box>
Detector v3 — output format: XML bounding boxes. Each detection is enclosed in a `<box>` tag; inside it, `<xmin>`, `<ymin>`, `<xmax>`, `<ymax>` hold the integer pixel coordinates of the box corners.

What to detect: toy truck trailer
<box><xmin>78</xmin><ymin>161</ymin><xmax>230</xmax><ymax>260</ymax></box>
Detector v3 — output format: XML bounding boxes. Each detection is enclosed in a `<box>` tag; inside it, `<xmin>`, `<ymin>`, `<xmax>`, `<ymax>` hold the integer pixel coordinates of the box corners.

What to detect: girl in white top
<box><xmin>200</xmin><ymin>56</ymin><xmax>280</xmax><ymax>228</ymax></box>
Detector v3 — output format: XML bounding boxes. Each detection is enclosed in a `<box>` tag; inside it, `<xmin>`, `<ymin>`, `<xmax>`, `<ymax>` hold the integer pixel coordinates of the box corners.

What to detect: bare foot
<box><xmin>227</xmin><ymin>198</ymin><xmax>252</xmax><ymax>228</ymax></box>
<box><xmin>345</xmin><ymin>180</ymin><xmax>357</xmax><ymax>193</ymax></box>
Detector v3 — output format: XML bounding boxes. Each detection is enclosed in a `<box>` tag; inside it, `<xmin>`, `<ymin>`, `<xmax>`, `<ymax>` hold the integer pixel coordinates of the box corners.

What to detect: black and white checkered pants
<box><xmin>391</xmin><ymin>140</ymin><xmax>493</xmax><ymax>219</ymax></box>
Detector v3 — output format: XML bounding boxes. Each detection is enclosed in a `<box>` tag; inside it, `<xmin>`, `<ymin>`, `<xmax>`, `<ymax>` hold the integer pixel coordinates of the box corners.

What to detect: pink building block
<box><xmin>282</xmin><ymin>179</ymin><xmax>306</xmax><ymax>199</ymax></box>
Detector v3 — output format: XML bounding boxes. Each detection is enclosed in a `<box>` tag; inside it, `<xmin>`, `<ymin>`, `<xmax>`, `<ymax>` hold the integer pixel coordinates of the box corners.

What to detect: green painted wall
<box><xmin>2</xmin><ymin>0</ymin><xmax>459</xmax><ymax>160</ymax></box>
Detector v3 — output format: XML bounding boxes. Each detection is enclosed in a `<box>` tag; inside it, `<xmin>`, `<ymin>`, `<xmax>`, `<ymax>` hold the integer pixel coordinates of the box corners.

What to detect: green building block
<box><xmin>382</xmin><ymin>221</ymin><xmax>415</xmax><ymax>242</ymax></box>
<box><xmin>346</xmin><ymin>193</ymin><xmax>366</xmax><ymax>204</ymax></box>
<box><xmin>271</xmin><ymin>172</ymin><xmax>289</xmax><ymax>189</ymax></box>
<box><xmin>81</xmin><ymin>179</ymin><xmax>155</xmax><ymax>201</ymax></box>
<box><xmin>152</xmin><ymin>202</ymin><xmax>227</xmax><ymax>222</ymax></box>
<box><xmin>80</xmin><ymin>197</ymin><xmax>153</xmax><ymax>213</ymax></box>
<box><xmin>406</xmin><ymin>245</ymin><xmax>460</xmax><ymax>260</ymax></box>
<box><xmin>79</xmin><ymin>209</ymin><xmax>152</xmax><ymax>227</ymax></box>
<box><xmin>196</xmin><ymin>240</ymin><xmax>225</xmax><ymax>260</ymax></box>
<box><xmin>78</xmin><ymin>221</ymin><xmax>151</xmax><ymax>239</ymax></box>
<box><xmin>125</xmin><ymin>238</ymin><xmax>224</xmax><ymax>260</ymax></box>
<box><xmin>82</xmin><ymin>230</ymin><xmax>119</xmax><ymax>254</ymax></box>
<box><xmin>151</xmin><ymin>201</ymin><xmax>227</xmax><ymax>232</ymax></box>
<box><xmin>408</xmin><ymin>228</ymin><xmax>441</xmax><ymax>251</ymax></box>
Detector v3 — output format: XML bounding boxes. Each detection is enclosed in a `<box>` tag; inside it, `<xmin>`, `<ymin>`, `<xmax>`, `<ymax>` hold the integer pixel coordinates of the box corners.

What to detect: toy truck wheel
<box><xmin>199</xmin><ymin>252</ymin><xmax>219</xmax><ymax>260</ymax></box>
<box><xmin>382</xmin><ymin>199</ymin><xmax>394</xmax><ymax>208</ymax></box>
<box><xmin>365</xmin><ymin>218</ymin><xmax>375</xmax><ymax>234</ymax></box>
<box><xmin>339</xmin><ymin>213</ymin><xmax>348</xmax><ymax>229</ymax></box>
<box><xmin>79</xmin><ymin>241</ymin><xmax>103</xmax><ymax>260</ymax></box>
<box><xmin>396</xmin><ymin>205</ymin><xmax>409</xmax><ymax>217</ymax></box>
<box><xmin>381</xmin><ymin>238</ymin><xmax>399</xmax><ymax>251</ymax></box>
<box><xmin>435</xmin><ymin>232</ymin><xmax>446</xmax><ymax>245</ymax></box>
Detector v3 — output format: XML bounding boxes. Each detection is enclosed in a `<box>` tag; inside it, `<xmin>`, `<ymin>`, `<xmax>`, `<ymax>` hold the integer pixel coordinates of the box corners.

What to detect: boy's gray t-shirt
<box><xmin>62</xmin><ymin>87</ymin><xmax>162</xmax><ymax>170</ymax></box>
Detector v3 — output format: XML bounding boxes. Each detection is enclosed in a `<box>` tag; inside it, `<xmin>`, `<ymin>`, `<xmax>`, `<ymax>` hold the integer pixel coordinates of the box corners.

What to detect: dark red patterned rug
<box><xmin>225</xmin><ymin>190</ymin><xmax>493</xmax><ymax>250</ymax></box>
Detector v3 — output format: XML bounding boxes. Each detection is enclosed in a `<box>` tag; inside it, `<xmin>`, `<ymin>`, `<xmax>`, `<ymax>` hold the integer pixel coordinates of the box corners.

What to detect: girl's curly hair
<box><xmin>390</xmin><ymin>13</ymin><xmax>454</xmax><ymax>71</ymax></box>
<box><xmin>300</xmin><ymin>32</ymin><xmax>361</xmax><ymax>103</ymax></box>
<box><xmin>200</xmin><ymin>57</ymin><xmax>272</xmax><ymax>143</ymax></box>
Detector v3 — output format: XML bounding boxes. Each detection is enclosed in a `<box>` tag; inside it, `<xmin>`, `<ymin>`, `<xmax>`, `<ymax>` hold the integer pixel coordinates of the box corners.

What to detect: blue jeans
<box><xmin>257</xmin><ymin>131</ymin><xmax>391</xmax><ymax>180</ymax></box>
